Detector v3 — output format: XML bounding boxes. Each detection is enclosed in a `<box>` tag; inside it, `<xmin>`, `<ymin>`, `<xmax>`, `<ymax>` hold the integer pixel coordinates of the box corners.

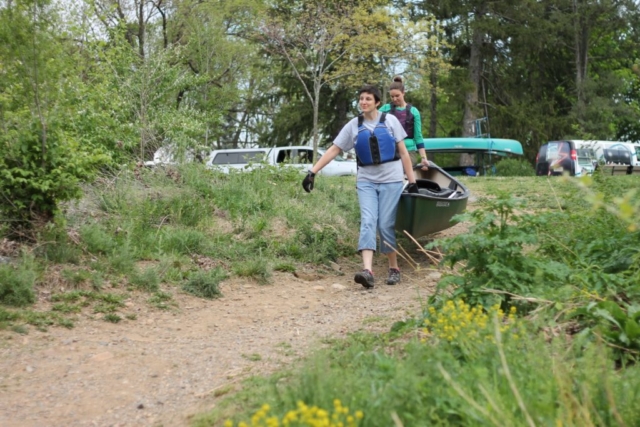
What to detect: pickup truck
<box><xmin>204</xmin><ymin>148</ymin><xmax>269</xmax><ymax>173</ymax></box>
<box><xmin>206</xmin><ymin>146</ymin><xmax>357</xmax><ymax>176</ymax></box>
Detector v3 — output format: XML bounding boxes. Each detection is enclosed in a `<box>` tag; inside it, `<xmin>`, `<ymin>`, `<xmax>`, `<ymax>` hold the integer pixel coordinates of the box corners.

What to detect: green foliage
<box><xmin>103</xmin><ymin>314</ymin><xmax>122</xmax><ymax>323</ymax></box>
<box><xmin>0</xmin><ymin>1</ymin><xmax>111</xmax><ymax>225</ymax></box>
<box><xmin>233</xmin><ymin>259</ymin><xmax>271</xmax><ymax>285</ymax></box>
<box><xmin>182</xmin><ymin>269</ymin><xmax>226</xmax><ymax>299</ymax></box>
<box><xmin>571</xmin><ymin>301</ymin><xmax>640</xmax><ymax>353</ymax></box>
<box><xmin>80</xmin><ymin>224</ymin><xmax>118</xmax><ymax>255</ymax></box>
<box><xmin>148</xmin><ymin>291</ymin><xmax>175</xmax><ymax>310</ymax></box>
<box><xmin>128</xmin><ymin>267</ymin><xmax>161</xmax><ymax>293</ymax></box>
<box><xmin>494</xmin><ymin>158</ymin><xmax>536</xmax><ymax>176</ymax></box>
<box><xmin>0</xmin><ymin>256</ymin><xmax>37</xmax><ymax>307</ymax></box>
<box><xmin>35</xmin><ymin>225</ymin><xmax>82</xmax><ymax>264</ymax></box>
<box><xmin>197</xmin><ymin>326</ymin><xmax>640</xmax><ymax>427</ymax></box>
<box><xmin>434</xmin><ymin>194</ymin><xmax>568</xmax><ymax>308</ymax></box>
<box><xmin>159</xmin><ymin>228</ymin><xmax>209</xmax><ymax>256</ymax></box>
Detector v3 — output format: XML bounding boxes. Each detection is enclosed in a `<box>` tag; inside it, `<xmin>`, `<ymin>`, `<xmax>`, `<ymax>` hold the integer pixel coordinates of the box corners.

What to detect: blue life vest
<box><xmin>355</xmin><ymin>113</ymin><xmax>400</xmax><ymax>167</ymax></box>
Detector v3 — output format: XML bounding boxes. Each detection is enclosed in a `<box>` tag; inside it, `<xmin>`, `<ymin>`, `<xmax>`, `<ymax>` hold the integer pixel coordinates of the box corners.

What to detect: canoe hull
<box><xmin>395</xmin><ymin>164</ymin><xmax>470</xmax><ymax>238</ymax></box>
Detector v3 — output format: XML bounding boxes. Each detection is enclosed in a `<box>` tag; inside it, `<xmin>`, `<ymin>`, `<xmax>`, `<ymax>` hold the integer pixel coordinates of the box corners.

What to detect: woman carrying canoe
<box><xmin>302</xmin><ymin>84</ymin><xmax>419</xmax><ymax>288</ymax></box>
<box><xmin>380</xmin><ymin>76</ymin><xmax>429</xmax><ymax>170</ymax></box>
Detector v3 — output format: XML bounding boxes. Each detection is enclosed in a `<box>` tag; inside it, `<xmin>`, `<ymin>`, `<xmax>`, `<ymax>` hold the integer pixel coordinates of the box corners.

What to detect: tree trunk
<box><xmin>312</xmin><ymin>80</ymin><xmax>321</xmax><ymax>159</ymax></box>
<box><xmin>460</xmin><ymin>9</ymin><xmax>485</xmax><ymax>167</ymax></box>
<box><xmin>137</xmin><ymin>0</ymin><xmax>145</xmax><ymax>58</ymax></box>
<box><xmin>573</xmin><ymin>0</ymin><xmax>589</xmax><ymax>121</ymax></box>
<box><xmin>429</xmin><ymin>68</ymin><xmax>438</xmax><ymax>137</ymax></box>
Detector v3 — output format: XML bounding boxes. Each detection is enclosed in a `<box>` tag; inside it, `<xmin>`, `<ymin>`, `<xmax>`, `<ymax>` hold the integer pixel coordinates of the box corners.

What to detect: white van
<box><xmin>629</xmin><ymin>143</ymin><xmax>640</xmax><ymax>166</ymax></box>
<box><xmin>535</xmin><ymin>140</ymin><xmax>597</xmax><ymax>176</ymax></box>
<box><xmin>536</xmin><ymin>140</ymin><xmax>636</xmax><ymax>176</ymax></box>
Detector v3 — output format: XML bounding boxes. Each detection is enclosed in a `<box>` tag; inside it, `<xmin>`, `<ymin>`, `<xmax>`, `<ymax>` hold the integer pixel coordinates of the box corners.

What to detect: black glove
<box><xmin>406</xmin><ymin>182</ymin><xmax>419</xmax><ymax>194</ymax></box>
<box><xmin>302</xmin><ymin>170</ymin><xmax>316</xmax><ymax>193</ymax></box>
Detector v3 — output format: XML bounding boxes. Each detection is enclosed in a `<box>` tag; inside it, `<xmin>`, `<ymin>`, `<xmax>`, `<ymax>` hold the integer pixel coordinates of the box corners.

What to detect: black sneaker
<box><xmin>386</xmin><ymin>268</ymin><xmax>401</xmax><ymax>285</ymax></box>
<box><xmin>354</xmin><ymin>269</ymin><xmax>375</xmax><ymax>289</ymax></box>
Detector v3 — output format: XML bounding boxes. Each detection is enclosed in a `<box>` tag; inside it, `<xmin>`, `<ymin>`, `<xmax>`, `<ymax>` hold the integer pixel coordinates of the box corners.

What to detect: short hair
<box><xmin>358</xmin><ymin>85</ymin><xmax>381</xmax><ymax>103</ymax></box>
<box><xmin>389</xmin><ymin>76</ymin><xmax>404</xmax><ymax>92</ymax></box>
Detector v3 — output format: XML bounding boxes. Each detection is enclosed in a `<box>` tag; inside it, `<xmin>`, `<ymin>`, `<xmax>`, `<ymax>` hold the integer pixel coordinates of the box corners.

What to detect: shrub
<box><xmin>233</xmin><ymin>259</ymin><xmax>271</xmax><ymax>285</ymax></box>
<box><xmin>0</xmin><ymin>258</ymin><xmax>37</xmax><ymax>307</ymax></box>
<box><xmin>0</xmin><ymin>129</ymin><xmax>110</xmax><ymax>226</ymax></box>
<box><xmin>182</xmin><ymin>268</ymin><xmax>226</xmax><ymax>299</ymax></box>
<box><xmin>495</xmin><ymin>158</ymin><xmax>535</xmax><ymax>176</ymax></box>
<box><xmin>128</xmin><ymin>267</ymin><xmax>161</xmax><ymax>292</ymax></box>
<box><xmin>80</xmin><ymin>224</ymin><xmax>117</xmax><ymax>255</ymax></box>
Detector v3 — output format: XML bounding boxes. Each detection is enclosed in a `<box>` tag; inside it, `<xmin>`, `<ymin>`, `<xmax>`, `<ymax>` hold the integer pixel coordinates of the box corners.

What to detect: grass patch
<box><xmin>0</xmin><ymin>256</ymin><xmax>37</xmax><ymax>307</ymax></box>
<box><xmin>148</xmin><ymin>291</ymin><xmax>175</xmax><ymax>310</ymax></box>
<box><xmin>128</xmin><ymin>266</ymin><xmax>161</xmax><ymax>292</ymax></box>
<box><xmin>182</xmin><ymin>268</ymin><xmax>226</xmax><ymax>299</ymax></box>
<box><xmin>196</xmin><ymin>324</ymin><xmax>640</xmax><ymax>427</ymax></box>
<box><xmin>241</xmin><ymin>353</ymin><xmax>262</xmax><ymax>362</ymax></box>
<box><xmin>233</xmin><ymin>259</ymin><xmax>271</xmax><ymax>285</ymax></box>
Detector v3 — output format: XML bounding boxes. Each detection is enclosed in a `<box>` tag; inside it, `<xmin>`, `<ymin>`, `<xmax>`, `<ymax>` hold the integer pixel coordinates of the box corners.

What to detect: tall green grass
<box><xmin>194</xmin><ymin>173</ymin><xmax>640</xmax><ymax>426</ymax></box>
<box><xmin>196</xmin><ymin>324</ymin><xmax>640</xmax><ymax>427</ymax></box>
<box><xmin>0</xmin><ymin>164</ymin><xmax>361</xmax><ymax>329</ymax></box>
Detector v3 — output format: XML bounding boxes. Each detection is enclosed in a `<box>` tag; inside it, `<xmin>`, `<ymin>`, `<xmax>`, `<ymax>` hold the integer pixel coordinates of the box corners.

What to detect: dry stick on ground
<box><xmin>397</xmin><ymin>242</ymin><xmax>420</xmax><ymax>269</ymax></box>
<box><xmin>402</xmin><ymin>230</ymin><xmax>441</xmax><ymax>265</ymax></box>
<box><xmin>384</xmin><ymin>241</ymin><xmax>419</xmax><ymax>270</ymax></box>
<box><xmin>480</xmin><ymin>288</ymin><xmax>554</xmax><ymax>304</ymax></box>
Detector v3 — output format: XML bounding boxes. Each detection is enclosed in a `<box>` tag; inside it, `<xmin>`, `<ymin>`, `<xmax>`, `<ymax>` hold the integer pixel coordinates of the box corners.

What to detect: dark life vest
<box><xmin>355</xmin><ymin>113</ymin><xmax>399</xmax><ymax>167</ymax></box>
<box><xmin>390</xmin><ymin>103</ymin><xmax>414</xmax><ymax>139</ymax></box>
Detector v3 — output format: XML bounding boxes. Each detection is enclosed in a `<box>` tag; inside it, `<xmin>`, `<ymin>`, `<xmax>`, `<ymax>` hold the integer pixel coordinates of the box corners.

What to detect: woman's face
<box><xmin>359</xmin><ymin>92</ymin><xmax>379</xmax><ymax>113</ymax></box>
<box><xmin>389</xmin><ymin>89</ymin><xmax>405</xmax><ymax>106</ymax></box>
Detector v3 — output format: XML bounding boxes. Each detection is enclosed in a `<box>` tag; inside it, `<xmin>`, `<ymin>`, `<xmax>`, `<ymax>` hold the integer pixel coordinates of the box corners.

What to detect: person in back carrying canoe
<box><xmin>380</xmin><ymin>76</ymin><xmax>429</xmax><ymax>170</ymax></box>
<box><xmin>301</xmin><ymin>84</ymin><xmax>419</xmax><ymax>288</ymax></box>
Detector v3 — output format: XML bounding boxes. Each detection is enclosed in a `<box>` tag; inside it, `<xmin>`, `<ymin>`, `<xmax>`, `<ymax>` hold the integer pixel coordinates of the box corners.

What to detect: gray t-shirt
<box><xmin>333</xmin><ymin>111</ymin><xmax>408</xmax><ymax>183</ymax></box>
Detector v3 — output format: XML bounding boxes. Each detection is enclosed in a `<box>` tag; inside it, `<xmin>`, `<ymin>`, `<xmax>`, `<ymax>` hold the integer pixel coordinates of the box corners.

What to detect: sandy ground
<box><xmin>0</xmin><ymin>221</ymin><xmax>467</xmax><ymax>427</ymax></box>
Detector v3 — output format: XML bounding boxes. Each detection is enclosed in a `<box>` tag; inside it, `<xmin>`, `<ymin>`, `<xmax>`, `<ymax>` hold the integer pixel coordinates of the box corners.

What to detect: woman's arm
<box><xmin>398</xmin><ymin>141</ymin><xmax>417</xmax><ymax>184</ymax></box>
<box><xmin>309</xmin><ymin>144</ymin><xmax>342</xmax><ymax>174</ymax></box>
<box><xmin>413</xmin><ymin>107</ymin><xmax>429</xmax><ymax>169</ymax></box>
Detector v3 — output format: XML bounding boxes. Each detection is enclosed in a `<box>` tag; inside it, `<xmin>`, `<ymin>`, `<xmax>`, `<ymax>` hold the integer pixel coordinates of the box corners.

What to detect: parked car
<box><xmin>268</xmin><ymin>146</ymin><xmax>356</xmax><ymax>176</ymax></box>
<box><xmin>536</xmin><ymin>140</ymin><xmax>601</xmax><ymax>176</ymax></box>
<box><xmin>205</xmin><ymin>148</ymin><xmax>269</xmax><ymax>173</ymax></box>
<box><xmin>206</xmin><ymin>146</ymin><xmax>357</xmax><ymax>176</ymax></box>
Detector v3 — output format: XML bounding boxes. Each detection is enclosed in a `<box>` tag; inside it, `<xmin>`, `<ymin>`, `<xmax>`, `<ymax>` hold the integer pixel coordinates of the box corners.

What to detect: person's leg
<box><xmin>355</xmin><ymin>181</ymin><xmax>378</xmax><ymax>288</ymax></box>
<box><xmin>386</xmin><ymin>251</ymin><xmax>398</xmax><ymax>269</ymax></box>
<box><xmin>377</xmin><ymin>181</ymin><xmax>403</xmax><ymax>255</ymax></box>
<box><xmin>357</xmin><ymin>180</ymin><xmax>379</xmax><ymax>255</ymax></box>
<box><xmin>377</xmin><ymin>181</ymin><xmax>404</xmax><ymax>285</ymax></box>
<box><xmin>361</xmin><ymin>249</ymin><xmax>374</xmax><ymax>271</ymax></box>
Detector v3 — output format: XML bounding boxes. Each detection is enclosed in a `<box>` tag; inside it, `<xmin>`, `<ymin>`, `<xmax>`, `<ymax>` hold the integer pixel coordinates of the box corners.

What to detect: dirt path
<box><xmin>0</xmin><ymin>224</ymin><xmax>465</xmax><ymax>427</ymax></box>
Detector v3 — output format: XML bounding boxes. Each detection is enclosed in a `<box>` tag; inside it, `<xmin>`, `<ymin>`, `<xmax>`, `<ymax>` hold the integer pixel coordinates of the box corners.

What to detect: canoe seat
<box><xmin>416</xmin><ymin>179</ymin><xmax>442</xmax><ymax>191</ymax></box>
<box><xmin>416</xmin><ymin>179</ymin><xmax>456</xmax><ymax>198</ymax></box>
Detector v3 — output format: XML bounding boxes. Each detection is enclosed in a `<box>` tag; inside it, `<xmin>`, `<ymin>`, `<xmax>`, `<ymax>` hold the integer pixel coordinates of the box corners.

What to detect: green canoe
<box><xmin>424</xmin><ymin>137</ymin><xmax>524</xmax><ymax>155</ymax></box>
<box><xmin>395</xmin><ymin>163</ymin><xmax>470</xmax><ymax>238</ymax></box>
<box><xmin>424</xmin><ymin>137</ymin><xmax>524</xmax><ymax>176</ymax></box>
